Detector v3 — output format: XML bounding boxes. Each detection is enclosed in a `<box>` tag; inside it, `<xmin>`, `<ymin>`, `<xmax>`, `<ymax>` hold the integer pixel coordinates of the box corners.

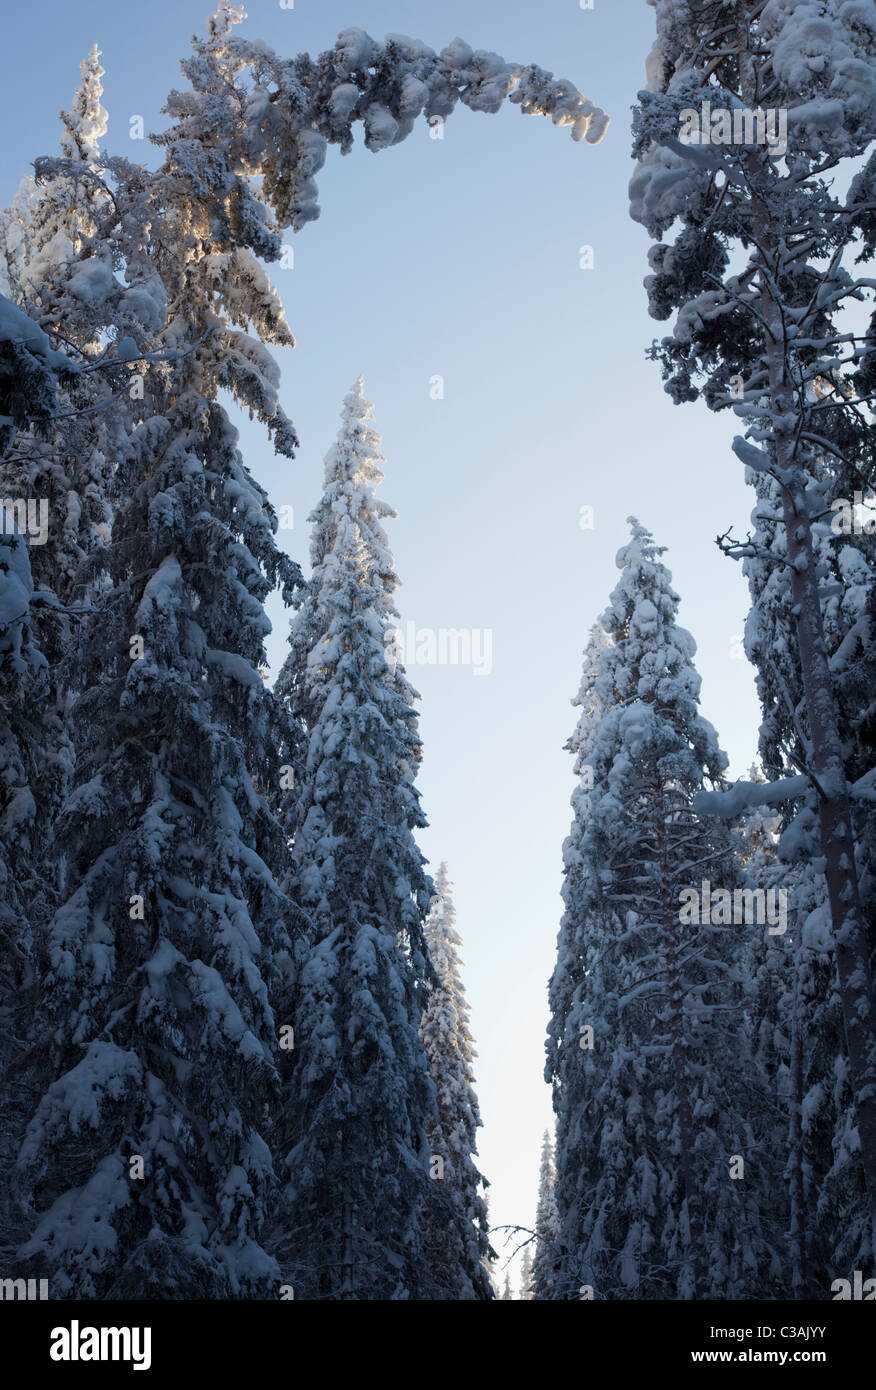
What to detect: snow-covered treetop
<box><xmin>567</xmin><ymin>518</ymin><xmax>729</xmax><ymax>797</ymax></box>
<box><xmin>633</xmin><ymin>0</ymin><xmax>876</xmax><ymax>239</ymax></box>
<box><xmin>309</xmin><ymin>376</ymin><xmax>396</xmax><ymax>578</ymax></box>
<box><xmin>280</xmin><ymin>377</ymin><xmax>403</xmax><ymax>730</ymax></box>
<box><xmin>648</xmin><ymin>0</ymin><xmax>875</xmax><ymax>131</ymax></box>
<box><xmin>424</xmin><ymin>863</ymin><xmax>462</xmax><ymax>984</ymax></box>
<box><xmin>59</xmin><ymin>45</ymin><xmax>108</xmax><ymax>164</ymax></box>
<box><xmin>629</xmin><ymin>2</ymin><xmax>876</xmax><ymax>535</ymax></box>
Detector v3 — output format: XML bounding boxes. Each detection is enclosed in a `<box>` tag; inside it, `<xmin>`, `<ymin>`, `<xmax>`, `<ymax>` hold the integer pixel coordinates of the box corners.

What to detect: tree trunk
<box><xmin>787</xmin><ymin>959</ymin><xmax>806</xmax><ymax>1293</ymax></box>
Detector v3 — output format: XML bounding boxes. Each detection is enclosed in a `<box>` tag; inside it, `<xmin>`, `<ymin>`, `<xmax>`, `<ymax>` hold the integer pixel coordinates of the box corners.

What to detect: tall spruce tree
<box><xmin>10</xmin><ymin>46</ymin><xmax>304</xmax><ymax>1288</ymax></box>
<box><xmin>546</xmin><ymin>520</ymin><xmax>766</xmax><ymax>1299</ymax></box>
<box><xmin>14</xmin><ymin>396</ymin><xmax>301</xmax><ymax>1298</ymax></box>
<box><xmin>419</xmin><ymin>863</ymin><xmax>494</xmax><ymax>1299</ymax></box>
<box><xmin>273</xmin><ymin>381</ymin><xmax>436</xmax><ymax>1300</ymax></box>
<box><xmin>531</xmin><ymin>1129</ymin><xmax>560</xmax><ymax>1300</ymax></box>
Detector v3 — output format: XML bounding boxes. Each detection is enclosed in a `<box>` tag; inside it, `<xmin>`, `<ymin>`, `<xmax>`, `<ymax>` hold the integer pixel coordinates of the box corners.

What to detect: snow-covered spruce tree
<box><xmin>272</xmin><ymin>381</ymin><xmax>435</xmax><ymax>1300</ymax></box>
<box><xmin>7</xmin><ymin>22</ymin><xmax>319</xmax><ymax>1297</ymax></box>
<box><xmin>10</xmin><ymin>57</ymin><xmax>306</xmax><ymax>1291</ymax></box>
<box><xmin>631</xmin><ymin>0</ymin><xmax>876</xmax><ymax>1248</ymax></box>
<box><xmin>419</xmin><ymin>863</ymin><xmax>494</xmax><ymax>1299</ymax></box>
<box><xmin>14</xmin><ymin>384</ymin><xmax>302</xmax><ymax>1298</ymax></box>
<box><xmin>546</xmin><ymin>520</ymin><xmax>769</xmax><ymax>1300</ymax></box>
<box><xmin>531</xmin><ymin>1129</ymin><xmax>560</xmax><ymax>1300</ymax></box>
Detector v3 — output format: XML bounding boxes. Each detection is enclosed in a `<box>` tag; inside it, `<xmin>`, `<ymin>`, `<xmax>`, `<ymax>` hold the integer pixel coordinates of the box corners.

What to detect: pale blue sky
<box><xmin>2</xmin><ymin>0</ymin><xmax>763</xmax><ymax>1292</ymax></box>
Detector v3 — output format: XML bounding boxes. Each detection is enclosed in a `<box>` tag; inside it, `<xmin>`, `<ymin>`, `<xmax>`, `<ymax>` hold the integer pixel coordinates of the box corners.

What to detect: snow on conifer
<box><xmin>546</xmin><ymin>520</ymin><xmax>764</xmax><ymax>1299</ymax></box>
<box><xmin>419</xmin><ymin>863</ymin><xmax>494</xmax><ymax>1299</ymax></box>
<box><xmin>741</xmin><ymin>463</ymin><xmax>876</xmax><ymax>1276</ymax></box>
<box><xmin>10</xmin><ymin>64</ymin><xmax>304</xmax><ymax>1285</ymax></box>
<box><xmin>272</xmin><ymin>381</ymin><xmax>436</xmax><ymax>1300</ymax></box>
<box><xmin>531</xmin><ymin>1129</ymin><xmax>559</xmax><ymax>1300</ymax></box>
<box><xmin>14</xmin><ymin>388</ymin><xmax>301</xmax><ymax>1296</ymax></box>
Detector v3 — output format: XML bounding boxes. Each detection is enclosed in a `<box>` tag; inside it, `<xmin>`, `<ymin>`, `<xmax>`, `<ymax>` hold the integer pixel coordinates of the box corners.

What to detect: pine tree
<box><xmin>419</xmin><ymin>863</ymin><xmax>493</xmax><ymax>1299</ymax></box>
<box><xmin>632</xmin><ymin>0</ymin><xmax>876</xmax><ymax>1249</ymax></box>
<box><xmin>741</xmin><ymin>790</ymin><xmax>868</xmax><ymax>1293</ymax></box>
<box><xmin>273</xmin><ymin>381</ymin><xmax>436</xmax><ymax>1300</ymax></box>
<box><xmin>6</xmin><ymin>19</ymin><xmax>318</xmax><ymax>1296</ymax></box>
<box><xmin>740</xmin><ymin>463</ymin><xmax>876</xmax><ymax>1276</ymax></box>
<box><xmin>733</xmin><ymin>784</ymin><xmax>793</xmax><ymax>1288</ymax></box>
<box><xmin>546</xmin><ymin>520</ymin><xmax>765</xmax><ymax>1299</ymax></box>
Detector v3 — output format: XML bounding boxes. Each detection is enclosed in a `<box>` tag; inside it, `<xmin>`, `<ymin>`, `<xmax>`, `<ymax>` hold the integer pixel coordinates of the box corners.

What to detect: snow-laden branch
<box><xmin>693</xmin><ymin>774</ymin><xmax>810</xmax><ymax>819</ymax></box>
<box><xmin>731</xmin><ymin>435</ymin><xmax>776</xmax><ymax>476</ymax></box>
